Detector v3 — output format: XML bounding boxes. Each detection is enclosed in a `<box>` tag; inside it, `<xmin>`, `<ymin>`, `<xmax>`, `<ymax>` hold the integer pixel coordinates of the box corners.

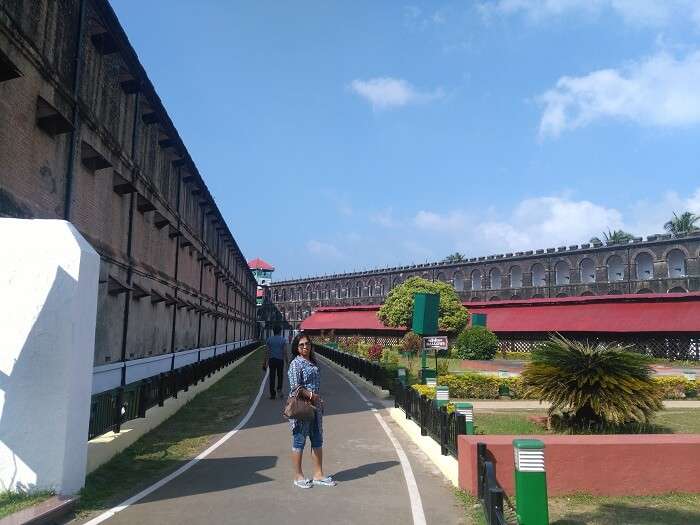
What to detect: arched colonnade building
<box><xmin>271</xmin><ymin>234</ymin><xmax>700</xmax><ymax>329</ymax></box>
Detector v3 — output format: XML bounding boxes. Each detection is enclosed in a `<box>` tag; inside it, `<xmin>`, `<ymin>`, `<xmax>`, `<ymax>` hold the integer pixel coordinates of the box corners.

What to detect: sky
<box><xmin>111</xmin><ymin>1</ymin><xmax>700</xmax><ymax>280</ymax></box>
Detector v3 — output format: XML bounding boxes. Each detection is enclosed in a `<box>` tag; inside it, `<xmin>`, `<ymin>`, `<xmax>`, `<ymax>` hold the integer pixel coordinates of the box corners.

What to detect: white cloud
<box><xmin>306</xmin><ymin>240</ymin><xmax>342</xmax><ymax>258</ymax></box>
<box><xmin>482</xmin><ymin>0</ymin><xmax>700</xmax><ymax>28</ymax></box>
<box><xmin>370</xmin><ymin>208</ymin><xmax>399</xmax><ymax>228</ymax></box>
<box><xmin>414</xmin><ymin>210</ymin><xmax>469</xmax><ymax>233</ymax></box>
<box><xmin>539</xmin><ymin>50</ymin><xmax>700</xmax><ymax>137</ymax></box>
<box><xmin>349</xmin><ymin>77</ymin><xmax>444</xmax><ymax>110</ymax></box>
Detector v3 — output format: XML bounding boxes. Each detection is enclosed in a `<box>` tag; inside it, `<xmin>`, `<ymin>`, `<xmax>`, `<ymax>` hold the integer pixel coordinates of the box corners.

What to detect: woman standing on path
<box><xmin>288</xmin><ymin>334</ymin><xmax>337</xmax><ymax>489</ymax></box>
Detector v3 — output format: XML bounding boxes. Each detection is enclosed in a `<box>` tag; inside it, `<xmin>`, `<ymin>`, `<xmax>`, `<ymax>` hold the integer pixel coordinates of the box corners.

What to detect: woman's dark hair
<box><xmin>291</xmin><ymin>333</ymin><xmax>316</xmax><ymax>364</ymax></box>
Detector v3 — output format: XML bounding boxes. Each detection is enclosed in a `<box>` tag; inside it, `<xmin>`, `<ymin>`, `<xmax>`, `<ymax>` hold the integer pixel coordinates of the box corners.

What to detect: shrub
<box><xmin>500</xmin><ymin>376</ymin><xmax>538</xmax><ymax>400</ymax></box>
<box><xmin>412</xmin><ymin>384</ymin><xmax>436</xmax><ymax>399</ymax></box>
<box><xmin>378</xmin><ymin>277</ymin><xmax>468</xmax><ymax>332</ymax></box>
<box><xmin>653</xmin><ymin>376</ymin><xmax>698</xmax><ymax>399</ymax></box>
<box><xmin>436</xmin><ymin>360</ymin><xmax>450</xmax><ymax>376</ymax></box>
<box><xmin>381</xmin><ymin>347</ymin><xmax>400</xmax><ymax>366</ymax></box>
<box><xmin>367</xmin><ymin>343</ymin><xmax>383</xmax><ymax>362</ymax></box>
<box><xmin>401</xmin><ymin>331</ymin><xmax>423</xmax><ymax>354</ymax></box>
<box><xmin>521</xmin><ymin>335</ymin><xmax>663</xmax><ymax>431</ymax></box>
<box><xmin>454</xmin><ymin>326</ymin><xmax>499</xmax><ymax>360</ymax></box>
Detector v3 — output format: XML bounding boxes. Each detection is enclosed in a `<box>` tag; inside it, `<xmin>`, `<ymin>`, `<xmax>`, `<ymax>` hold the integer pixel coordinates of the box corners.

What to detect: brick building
<box><xmin>271</xmin><ymin>234</ymin><xmax>700</xmax><ymax>329</ymax></box>
<box><xmin>0</xmin><ymin>1</ymin><xmax>257</xmax><ymax>367</ymax></box>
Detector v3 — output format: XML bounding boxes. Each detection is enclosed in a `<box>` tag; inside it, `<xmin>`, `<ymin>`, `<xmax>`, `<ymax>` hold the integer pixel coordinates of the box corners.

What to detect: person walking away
<box><xmin>288</xmin><ymin>334</ymin><xmax>336</xmax><ymax>489</ymax></box>
<box><xmin>263</xmin><ymin>326</ymin><xmax>287</xmax><ymax>400</ymax></box>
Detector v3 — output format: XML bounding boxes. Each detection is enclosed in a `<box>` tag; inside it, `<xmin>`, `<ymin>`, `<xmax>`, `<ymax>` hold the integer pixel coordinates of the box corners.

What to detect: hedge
<box><xmin>410</xmin><ymin>374</ymin><xmax>698</xmax><ymax>400</ymax></box>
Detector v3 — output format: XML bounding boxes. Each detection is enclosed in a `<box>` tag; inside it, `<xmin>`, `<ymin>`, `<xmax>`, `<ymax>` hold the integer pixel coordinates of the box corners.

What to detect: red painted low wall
<box><xmin>458</xmin><ymin>434</ymin><xmax>700</xmax><ymax>496</ymax></box>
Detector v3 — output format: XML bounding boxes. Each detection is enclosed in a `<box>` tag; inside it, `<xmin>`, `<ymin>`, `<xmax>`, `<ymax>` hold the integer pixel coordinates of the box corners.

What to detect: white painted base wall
<box><xmin>0</xmin><ymin>219</ymin><xmax>99</xmax><ymax>495</ymax></box>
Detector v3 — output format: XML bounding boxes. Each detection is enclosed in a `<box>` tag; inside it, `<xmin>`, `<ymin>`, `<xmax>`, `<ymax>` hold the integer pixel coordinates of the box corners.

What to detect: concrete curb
<box><xmin>0</xmin><ymin>495</ymin><xmax>78</xmax><ymax>525</ymax></box>
<box><xmin>86</xmin><ymin>347</ymin><xmax>261</xmax><ymax>473</ymax></box>
<box><xmin>317</xmin><ymin>354</ymin><xmax>458</xmax><ymax>487</ymax></box>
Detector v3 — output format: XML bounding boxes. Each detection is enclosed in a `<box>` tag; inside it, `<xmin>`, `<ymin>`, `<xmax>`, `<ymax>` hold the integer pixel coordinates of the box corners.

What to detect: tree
<box><xmin>589</xmin><ymin>229</ymin><xmax>635</xmax><ymax>245</ymax></box>
<box><xmin>443</xmin><ymin>252</ymin><xmax>466</xmax><ymax>263</ymax></box>
<box><xmin>378</xmin><ymin>277</ymin><xmax>468</xmax><ymax>332</ymax></box>
<box><xmin>664</xmin><ymin>212</ymin><xmax>700</xmax><ymax>236</ymax></box>
<box><xmin>521</xmin><ymin>335</ymin><xmax>663</xmax><ymax>431</ymax></box>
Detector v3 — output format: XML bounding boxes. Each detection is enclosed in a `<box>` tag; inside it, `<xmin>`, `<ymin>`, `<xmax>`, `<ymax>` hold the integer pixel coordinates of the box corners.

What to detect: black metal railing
<box><xmin>477</xmin><ymin>442</ymin><xmax>507</xmax><ymax>525</ymax></box>
<box><xmin>315</xmin><ymin>343</ymin><xmax>466</xmax><ymax>458</ymax></box>
<box><xmin>88</xmin><ymin>343</ymin><xmax>259</xmax><ymax>440</ymax></box>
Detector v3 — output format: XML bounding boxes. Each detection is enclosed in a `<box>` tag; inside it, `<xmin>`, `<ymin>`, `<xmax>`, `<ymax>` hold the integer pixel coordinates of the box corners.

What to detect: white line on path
<box><xmin>332</xmin><ymin>369</ymin><xmax>427</xmax><ymax>525</ymax></box>
<box><xmin>83</xmin><ymin>369</ymin><xmax>270</xmax><ymax>525</ymax></box>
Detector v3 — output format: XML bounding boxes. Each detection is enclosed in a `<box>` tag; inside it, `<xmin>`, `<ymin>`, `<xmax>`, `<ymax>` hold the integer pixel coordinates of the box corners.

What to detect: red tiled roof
<box><xmin>248</xmin><ymin>257</ymin><xmax>274</xmax><ymax>271</ymax></box>
<box><xmin>300</xmin><ymin>293</ymin><xmax>700</xmax><ymax>334</ymax></box>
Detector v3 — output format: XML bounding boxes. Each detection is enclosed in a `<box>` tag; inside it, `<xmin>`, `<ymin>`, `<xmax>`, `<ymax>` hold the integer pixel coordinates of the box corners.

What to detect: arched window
<box><xmin>635</xmin><ymin>253</ymin><xmax>654</xmax><ymax>280</ymax></box>
<box><xmin>489</xmin><ymin>295</ymin><xmax>500</xmax><ymax>301</ymax></box>
<box><xmin>436</xmin><ymin>272</ymin><xmax>447</xmax><ymax>282</ymax></box>
<box><xmin>281</xmin><ymin>289</ymin><xmax>287</xmax><ymax>301</ymax></box>
<box><xmin>354</xmin><ymin>282</ymin><xmax>361</xmax><ymax>297</ymax></box>
<box><xmin>367</xmin><ymin>280</ymin><xmax>375</xmax><ymax>297</ymax></box>
<box><xmin>392</xmin><ymin>277</ymin><xmax>402</xmax><ymax>289</ymax></box>
<box><xmin>668</xmin><ymin>286</ymin><xmax>687</xmax><ymax>293</ymax></box>
<box><xmin>377</xmin><ymin>279</ymin><xmax>386</xmax><ymax>296</ymax></box>
<box><xmin>273</xmin><ymin>290</ymin><xmax>279</xmax><ymax>302</ymax></box>
<box><xmin>532</xmin><ymin>264</ymin><xmax>546</xmax><ymax>287</ymax></box>
<box><xmin>556</xmin><ymin>292</ymin><xmax>568</xmax><ymax>298</ymax></box>
<box><xmin>667</xmin><ymin>249</ymin><xmax>686</xmax><ymax>278</ymax></box>
<box><xmin>510</xmin><ymin>266</ymin><xmax>522</xmax><ymax>288</ymax></box>
<box><xmin>607</xmin><ymin>255</ymin><xmax>624</xmax><ymax>282</ymax></box>
<box><xmin>637</xmin><ymin>288</ymin><xmax>653</xmax><ymax>294</ymax></box>
<box><xmin>471</xmin><ymin>270</ymin><xmax>482</xmax><ymax>290</ymax></box>
<box><xmin>305</xmin><ymin>286</ymin><xmax>312</xmax><ymax>301</ymax></box>
<box><xmin>489</xmin><ymin>268</ymin><xmax>502</xmax><ymax>289</ymax></box>
<box><xmin>453</xmin><ymin>271</ymin><xmax>464</xmax><ymax>292</ymax></box>
<box><xmin>555</xmin><ymin>261</ymin><xmax>570</xmax><ymax>285</ymax></box>
<box><xmin>580</xmin><ymin>259</ymin><xmax>595</xmax><ymax>283</ymax></box>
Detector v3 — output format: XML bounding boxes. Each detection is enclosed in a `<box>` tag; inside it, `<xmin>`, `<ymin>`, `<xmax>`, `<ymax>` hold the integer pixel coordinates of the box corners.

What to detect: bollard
<box><xmin>513</xmin><ymin>439</ymin><xmax>549</xmax><ymax>525</ymax></box>
<box><xmin>397</xmin><ymin>367</ymin><xmax>407</xmax><ymax>386</ymax></box>
<box><xmin>421</xmin><ymin>349</ymin><xmax>428</xmax><ymax>369</ymax></box>
<box><xmin>435</xmin><ymin>386</ymin><xmax>449</xmax><ymax>408</ymax></box>
<box><xmin>454</xmin><ymin>402</ymin><xmax>474</xmax><ymax>435</ymax></box>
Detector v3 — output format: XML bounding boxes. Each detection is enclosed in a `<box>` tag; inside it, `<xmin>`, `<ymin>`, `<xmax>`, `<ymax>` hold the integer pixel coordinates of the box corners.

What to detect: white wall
<box><xmin>0</xmin><ymin>219</ymin><xmax>99</xmax><ymax>495</ymax></box>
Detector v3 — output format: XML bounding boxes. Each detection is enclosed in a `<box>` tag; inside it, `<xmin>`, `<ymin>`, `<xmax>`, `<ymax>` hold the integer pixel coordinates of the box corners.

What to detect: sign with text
<box><xmin>423</xmin><ymin>336</ymin><xmax>448</xmax><ymax>351</ymax></box>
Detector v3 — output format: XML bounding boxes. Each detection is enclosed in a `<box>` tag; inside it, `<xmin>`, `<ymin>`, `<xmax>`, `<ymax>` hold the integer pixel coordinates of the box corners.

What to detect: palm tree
<box><xmin>521</xmin><ymin>335</ymin><xmax>662</xmax><ymax>431</ymax></box>
<box><xmin>589</xmin><ymin>229</ymin><xmax>635</xmax><ymax>245</ymax></box>
<box><xmin>443</xmin><ymin>252</ymin><xmax>466</xmax><ymax>263</ymax></box>
<box><xmin>664</xmin><ymin>212</ymin><xmax>699</xmax><ymax>236</ymax></box>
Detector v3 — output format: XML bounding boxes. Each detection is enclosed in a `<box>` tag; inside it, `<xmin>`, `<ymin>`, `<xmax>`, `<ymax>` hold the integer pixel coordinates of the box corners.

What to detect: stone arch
<box><xmin>556</xmin><ymin>292</ymin><xmax>568</xmax><ymax>298</ymax></box>
<box><xmin>471</xmin><ymin>269</ymin><xmax>482</xmax><ymax>290</ymax></box>
<box><xmin>637</xmin><ymin>288</ymin><xmax>653</xmax><ymax>294</ymax></box>
<box><xmin>510</xmin><ymin>294</ymin><xmax>521</xmax><ymax>300</ymax></box>
<box><xmin>666</xmin><ymin>249</ymin><xmax>687</xmax><ymax>278</ymax></box>
<box><xmin>436</xmin><ymin>272</ymin><xmax>447</xmax><ymax>282</ymax></box>
<box><xmin>392</xmin><ymin>276</ymin><xmax>403</xmax><ymax>289</ymax></box>
<box><xmin>662</xmin><ymin>245</ymin><xmax>690</xmax><ymax>259</ymax></box>
<box><xmin>367</xmin><ymin>279</ymin><xmax>375</xmax><ymax>297</ymax></box>
<box><xmin>453</xmin><ymin>271</ymin><xmax>465</xmax><ymax>292</ymax></box>
<box><xmin>305</xmin><ymin>284</ymin><xmax>312</xmax><ymax>301</ymax></box>
<box><xmin>377</xmin><ymin>278</ymin><xmax>387</xmax><ymax>296</ymax></box>
<box><xmin>470</xmin><ymin>296</ymin><xmax>480</xmax><ymax>302</ymax></box>
<box><xmin>606</xmin><ymin>255</ymin><xmax>624</xmax><ymax>282</ymax></box>
<box><xmin>581</xmin><ymin>290</ymin><xmax>595</xmax><ymax>296</ymax></box>
<box><xmin>579</xmin><ymin>258</ymin><xmax>596</xmax><ymax>284</ymax></box>
<box><xmin>489</xmin><ymin>295</ymin><xmax>500</xmax><ymax>301</ymax></box>
<box><xmin>532</xmin><ymin>293</ymin><xmax>545</xmax><ymax>299</ymax></box>
<box><xmin>489</xmin><ymin>268</ymin><xmax>502</xmax><ymax>289</ymax></box>
<box><xmin>554</xmin><ymin>261</ymin><xmax>570</xmax><ymax>285</ymax></box>
<box><xmin>634</xmin><ymin>251</ymin><xmax>654</xmax><ymax>280</ymax></box>
<box><xmin>510</xmin><ymin>265</ymin><xmax>522</xmax><ymax>288</ymax></box>
<box><xmin>531</xmin><ymin>263</ymin><xmax>546</xmax><ymax>287</ymax></box>
<box><xmin>668</xmin><ymin>286</ymin><xmax>687</xmax><ymax>293</ymax></box>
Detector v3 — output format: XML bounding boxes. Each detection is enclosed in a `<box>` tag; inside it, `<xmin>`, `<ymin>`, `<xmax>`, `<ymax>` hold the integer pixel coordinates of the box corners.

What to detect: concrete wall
<box><xmin>0</xmin><ymin>1</ymin><xmax>257</xmax><ymax>371</ymax></box>
<box><xmin>0</xmin><ymin>219</ymin><xmax>99</xmax><ymax>495</ymax></box>
<box><xmin>458</xmin><ymin>434</ymin><xmax>700</xmax><ymax>497</ymax></box>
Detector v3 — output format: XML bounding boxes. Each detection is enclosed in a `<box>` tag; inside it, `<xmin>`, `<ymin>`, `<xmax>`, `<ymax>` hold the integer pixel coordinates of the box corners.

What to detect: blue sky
<box><xmin>112</xmin><ymin>1</ymin><xmax>700</xmax><ymax>280</ymax></box>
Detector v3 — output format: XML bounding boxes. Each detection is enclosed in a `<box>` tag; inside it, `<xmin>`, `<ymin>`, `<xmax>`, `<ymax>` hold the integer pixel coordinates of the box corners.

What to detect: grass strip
<box><xmin>0</xmin><ymin>490</ymin><xmax>54</xmax><ymax>519</ymax></box>
<box><xmin>77</xmin><ymin>346</ymin><xmax>264</xmax><ymax>516</ymax></box>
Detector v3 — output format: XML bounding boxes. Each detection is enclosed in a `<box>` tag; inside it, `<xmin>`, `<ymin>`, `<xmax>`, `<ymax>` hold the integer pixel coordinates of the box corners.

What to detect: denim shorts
<box><xmin>292</xmin><ymin>419</ymin><xmax>323</xmax><ymax>451</ymax></box>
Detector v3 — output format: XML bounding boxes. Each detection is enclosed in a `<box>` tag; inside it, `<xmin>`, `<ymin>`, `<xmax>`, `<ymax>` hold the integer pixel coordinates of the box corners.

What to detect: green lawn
<box><xmin>0</xmin><ymin>491</ymin><xmax>54</xmax><ymax>519</ymax></box>
<box><xmin>456</xmin><ymin>490</ymin><xmax>700</xmax><ymax>525</ymax></box>
<box><xmin>474</xmin><ymin>408</ymin><xmax>700</xmax><ymax>435</ymax></box>
<box><xmin>77</xmin><ymin>346</ymin><xmax>264</xmax><ymax>516</ymax></box>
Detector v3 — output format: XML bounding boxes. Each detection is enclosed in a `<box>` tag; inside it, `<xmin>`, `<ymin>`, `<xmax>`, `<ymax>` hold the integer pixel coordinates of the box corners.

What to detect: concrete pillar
<box><xmin>0</xmin><ymin>219</ymin><xmax>99</xmax><ymax>494</ymax></box>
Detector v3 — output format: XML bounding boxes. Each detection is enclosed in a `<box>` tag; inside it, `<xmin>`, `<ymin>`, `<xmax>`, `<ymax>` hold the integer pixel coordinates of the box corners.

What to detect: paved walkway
<box><xmin>74</xmin><ymin>362</ymin><xmax>466</xmax><ymax>525</ymax></box>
